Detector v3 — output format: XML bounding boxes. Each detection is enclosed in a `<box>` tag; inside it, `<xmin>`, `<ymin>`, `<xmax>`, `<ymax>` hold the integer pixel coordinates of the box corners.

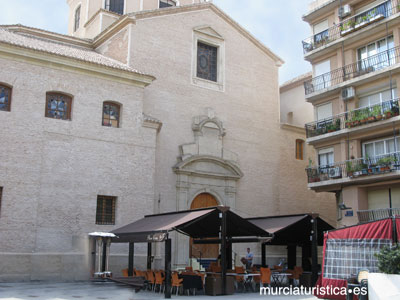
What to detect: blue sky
<box><xmin>0</xmin><ymin>0</ymin><xmax>312</xmax><ymax>84</ymax></box>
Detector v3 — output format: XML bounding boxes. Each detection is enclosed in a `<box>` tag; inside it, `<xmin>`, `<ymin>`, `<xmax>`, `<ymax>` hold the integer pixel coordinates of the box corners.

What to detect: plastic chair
<box><xmin>234</xmin><ymin>266</ymin><xmax>245</xmax><ymax>291</ymax></box>
<box><xmin>260</xmin><ymin>267</ymin><xmax>271</xmax><ymax>287</ymax></box>
<box><xmin>121</xmin><ymin>268</ymin><xmax>129</xmax><ymax>277</ymax></box>
<box><xmin>155</xmin><ymin>270</ymin><xmax>165</xmax><ymax>293</ymax></box>
<box><xmin>171</xmin><ymin>272</ymin><xmax>183</xmax><ymax>295</ymax></box>
<box><xmin>146</xmin><ymin>270</ymin><xmax>155</xmax><ymax>291</ymax></box>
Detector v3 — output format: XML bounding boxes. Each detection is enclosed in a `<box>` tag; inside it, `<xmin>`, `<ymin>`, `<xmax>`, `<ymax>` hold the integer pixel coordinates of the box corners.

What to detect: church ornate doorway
<box><xmin>189</xmin><ymin>193</ymin><xmax>219</xmax><ymax>259</ymax></box>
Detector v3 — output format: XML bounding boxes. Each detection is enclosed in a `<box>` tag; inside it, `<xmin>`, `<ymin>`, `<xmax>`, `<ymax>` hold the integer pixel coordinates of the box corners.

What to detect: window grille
<box><xmin>96</xmin><ymin>196</ymin><xmax>116</xmax><ymax>225</ymax></box>
<box><xmin>197</xmin><ymin>42</ymin><xmax>218</xmax><ymax>82</ymax></box>
<box><xmin>0</xmin><ymin>84</ymin><xmax>11</xmax><ymax>112</ymax></box>
<box><xmin>45</xmin><ymin>93</ymin><xmax>72</xmax><ymax>120</ymax></box>
<box><xmin>102</xmin><ymin>102</ymin><xmax>120</xmax><ymax>128</ymax></box>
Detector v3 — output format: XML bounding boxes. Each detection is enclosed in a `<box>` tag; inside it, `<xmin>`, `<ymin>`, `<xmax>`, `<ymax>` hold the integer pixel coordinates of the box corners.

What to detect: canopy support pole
<box><xmin>101</xmin><ymin>239</ymin><xmax>107</xmax><ymax>272</ymax></box>
<box><xmin>287</xmin><ymin>244</ymin><xmax>296</xmax><ymax>270</ymax></box>
<box><xmin>128</xmin><ymin>242</ymin><xmax>134</xmax><ymax>276</ymax></box>
<box><xmin>164</xmin><ymin>238</ymin><xmax>172</xmax><ymax>299</ymax></box>
<box><xmin>311</xmin><ymin>216</ymin><xmax>319</xmax><ymax>286</ymax></box>
<box><xmin>261</xmin><ymin>243</ymin><xmax>266</xmax><ymax>267</ymax></box>
<box><xmin>147</xmin><ymin>243</ymin><xmax>152</xmax><ymax>270</ymax></box>
<box><xmin>220</xmin><ymin>210</ymin><xmax>227</xmax><ymax>295</ymax></box>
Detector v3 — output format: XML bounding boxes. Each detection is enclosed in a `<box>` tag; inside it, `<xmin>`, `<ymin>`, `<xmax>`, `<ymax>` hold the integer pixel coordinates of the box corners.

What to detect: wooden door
<box><xmin>190</xmin><ymin>193</ymin><xmax>219</xmax><ymax>259</ymax></box>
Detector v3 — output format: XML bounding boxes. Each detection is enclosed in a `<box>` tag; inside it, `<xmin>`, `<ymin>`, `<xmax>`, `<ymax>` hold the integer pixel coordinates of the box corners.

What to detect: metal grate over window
<box><xmin>323</xmin><ymin>238</ymin><xmax>392</xmax><ymax>279</ymax></box>
<box><xmin>197</xmin><ymin>42</ymin><xmax>218</xmax><ymax>82</ymax></box>
<box><xmin>96</xmin><ymin>196</ymin><xmax>116</xmax><ymax>225</ymax></box>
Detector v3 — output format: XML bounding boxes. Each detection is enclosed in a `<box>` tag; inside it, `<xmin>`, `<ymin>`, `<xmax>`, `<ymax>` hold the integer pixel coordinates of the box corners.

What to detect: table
<box><xmin>179</xmin><ymin>274</ymin><xmax>203</xmax><ymax>292</ymax></box>
<box><xmin>227</xmin><ymin>273</ymin><xmax>260</xmax><ymax>292</ymax></box>
<box><xmin>271</xmin><ymin>272</ymin><xmax>291</xmax><ymax>287</ymax></box>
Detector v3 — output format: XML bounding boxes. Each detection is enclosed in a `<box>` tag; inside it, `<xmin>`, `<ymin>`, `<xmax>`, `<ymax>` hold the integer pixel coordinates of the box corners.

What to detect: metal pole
<box><xmin>220</xmin><ymin>211</ymin><xmax>227</xmax><ymax>295</ymax></box>
<box><xmin>105</xmin><ymin>238</ymin><xmax>111</xmax><ymax>271</ymax></box>
<box><xmin>261</xmin><ymin>243</ymin><xmax>266</xmax><ymax>267</ymax></box>
<box><xmin>147</xmin><ymin>242</ymin><xmax>152</xmax><ymax>270</ymax></box>
<box><xmin>164</xmin><ymin>238</ymin><xmax>172</xmax><ymax>299</ymax></box>
<box><xmin>102</xmin><ymin>239</ymin><xmax>107</xmax><ymax>272</ymax></box>
<box><xmin>311</xmin><ymin>217</ymin><xmax>319</xmax><ymax>286</ymax></box>
<box><xmin>128</xmin><ymin>242</ymin><xmax>134</xmax><ymax>276</ymax></box>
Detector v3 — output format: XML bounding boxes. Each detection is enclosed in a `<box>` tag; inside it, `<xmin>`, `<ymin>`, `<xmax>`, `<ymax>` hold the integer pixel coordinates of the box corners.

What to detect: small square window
<box><xmin>102</xmin><ymin>102</ymin><xmax>120</xmax><ymax>128</ymax></box>
<box><xmin>45</xmin><ymin>93</ymin><xmax>72</xmax><ymax>120</ymax></box>
<box><xmin>197</xmin><ymin>42</ymin><xmax>218</xmax><ymax>82</ymax></box>
<box><xmin>105</xmin><ymin>0</ymin><xmax>124</xmax><ymax>15</ymax></box>
<box><xmin>96</xmin><ymin>195</ymin><xmax>116</xmax><ymax>225</ymax></box>
<box><xmin>0</xmin><ymin>84</ymin><xmax>11</xmax><ymax>112</ymax></box>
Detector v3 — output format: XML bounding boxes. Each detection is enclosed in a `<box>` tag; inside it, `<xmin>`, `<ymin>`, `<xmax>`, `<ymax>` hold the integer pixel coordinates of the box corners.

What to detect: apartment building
<box><xmin>302</xmin><ymin>0</ymin><xmax>400</xmax><ymax>226</ymax></box>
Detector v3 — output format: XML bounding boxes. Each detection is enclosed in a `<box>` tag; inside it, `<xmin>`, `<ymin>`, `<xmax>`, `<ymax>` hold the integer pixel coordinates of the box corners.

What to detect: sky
<box><xmin>0</xmin><ymin>0</ymin><xmax>312</xmax><ymax>84</ymax></box>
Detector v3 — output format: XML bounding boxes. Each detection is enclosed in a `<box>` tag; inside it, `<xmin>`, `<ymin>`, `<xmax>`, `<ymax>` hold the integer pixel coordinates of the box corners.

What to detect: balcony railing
<box><xmin>304</xmin><ymin>46</ymin><xmax>400</xmax><ymax>95</ymax></box>
<box><xmin>306</xmin><ymin>152</ymin><xmax>400</xmax><ymax>184</ymax></box>
<box><xmin>305</xmin><ymin>98</ymin><xmax>400</xmax><ymax>138</ymax></box>
<box><xmin>302</xmin><ymin>0</ymin><xmax>396</xmax><ymax>54</ymax></box>
<box><xmin>358</xmin><ymin>207</ymin><xmax>400</xmax><ymax>223</ymax></box>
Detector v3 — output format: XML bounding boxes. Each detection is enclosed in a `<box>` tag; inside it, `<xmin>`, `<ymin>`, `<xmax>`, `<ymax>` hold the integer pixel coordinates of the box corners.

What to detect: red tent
<box><xmin>397</xmin><ymin>217</ymin><xmax>400</xmax><ymax>240</ymax></box>
<box><xmin>315</xmin><ymin>218</ymin><xmax>396</xmax><ymax>300</ymax></box>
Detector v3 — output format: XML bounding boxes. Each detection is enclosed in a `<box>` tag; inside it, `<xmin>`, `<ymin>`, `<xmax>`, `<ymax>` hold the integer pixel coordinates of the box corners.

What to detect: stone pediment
<box><xmin>193</xmin><ymin>26</ymin><xmax>224</xmax><ymax>40</ymax></box>
<box><xmin>173</xmin><ymin>155</ymin><xmax>243</xmax><ymax>180</ymax></box>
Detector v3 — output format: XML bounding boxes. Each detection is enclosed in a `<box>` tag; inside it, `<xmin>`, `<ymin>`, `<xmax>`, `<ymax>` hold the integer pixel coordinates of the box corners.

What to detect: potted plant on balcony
<box><xmin>353</xmin><ymin>163</ymin><xmax>364</xmax><ymax>177</ymax></box>
<box><xmin>392</xmin><ymin>102</ymin><xmax>399</xmax><ymax>116</ymax></box>
<box><xmin>372</xmin><ymin>105</ymin><xmax>382</xmax><ymax>121</ymax></box>
<box><xmin>369</xmin><ymin>245</ymin><xmax>400</xmax><ymax>299</ymax></box>
<box><xmin>377</xmin><ymin>157</ymin><xmax>392</xmax><ymax>172</ymax></box>
<box><xmin>346</xmin><ymin>161</ymin><xmax>354</xmax><ymax>178</ymax></box>
<box><xmin>340</xmin><ymin>20</ymin><xmax>356</xmax><ymax>36</ymax></box>
<box><xmin>384</xmin><ymin>109</ymin><xmax>393</xmax><ymax>119</ymax></box>
<box><xmin>307</xmin><ymin>159</ymin><xmax>320</xmax><ymax>183</ymax></box>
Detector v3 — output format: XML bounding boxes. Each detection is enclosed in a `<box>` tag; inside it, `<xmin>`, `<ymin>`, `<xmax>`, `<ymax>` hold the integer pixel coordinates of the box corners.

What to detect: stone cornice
<box><xmin>92</xmin><ymin>15</ymin><xmax>136</xmax><ymax>48</ymax></box>
<box><xmin>0</xmin><ymin>43</ymin><xmax>154</xmax><ymax>87</ymax></box>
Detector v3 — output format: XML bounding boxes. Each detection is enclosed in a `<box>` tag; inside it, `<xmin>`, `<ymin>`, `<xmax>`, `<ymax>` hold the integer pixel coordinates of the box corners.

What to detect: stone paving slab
<box><xmin>0</xmin><ymin>282</ymin><xmax>318</xmax><ymax>300</ymax></box>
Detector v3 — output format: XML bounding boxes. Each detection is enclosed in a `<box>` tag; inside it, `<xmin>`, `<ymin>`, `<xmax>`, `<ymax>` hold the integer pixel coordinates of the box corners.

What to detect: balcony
<box><xmin>305</xmin><ymin>98</ymin><xmax>400</xmax><ymax>138</ymax></box>
<box><xmin>302</xmin><ymin>0</ymin><xmax>396</xmax><ymax>54</ymax></box>
<box><xmin>304</xmin><ymin>46</ymin><xmax>400</xmax><ymax>96</ymax></box>
<box><xmin>358</xmin><ymin>207</ymin><xmax>400</xmax><ymax>223</ymax></box>
<box><xmin>306</xmin><ymin>152</ymin><xmax>400</xmax><ymax>184</ymax></box>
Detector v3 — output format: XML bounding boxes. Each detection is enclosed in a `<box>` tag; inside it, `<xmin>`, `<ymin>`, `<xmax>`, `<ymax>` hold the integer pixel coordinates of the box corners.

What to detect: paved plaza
<box><xmin>0</xmin><ymin>282</ymin><xmax>318</xmax><ymax>300</ymax></box>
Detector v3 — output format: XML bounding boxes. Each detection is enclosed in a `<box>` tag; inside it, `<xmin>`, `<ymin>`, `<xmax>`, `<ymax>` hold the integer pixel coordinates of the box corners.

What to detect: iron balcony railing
<box><xmin>304</xmin><ymin>46</ymin><xmax>400</xmax><ymax>95</ymax></box>
<box><xmin>305</xmin><ymin>98</ymin><xmax>400</xmax><ymax>138</ymax></box>
<box><xmin>358</xmin><ymin>208</ymin><xmax>400</xmax><ymax>223</ymax></box>
<box><xmin>306</xmin><ymin>152</ymin><xmax>400</xmax><ymax>184</ymax></box>
<box><xmin>302</xmin><ymin>0</ymin><xmax>397</xmax><ymax>54</ymax></box>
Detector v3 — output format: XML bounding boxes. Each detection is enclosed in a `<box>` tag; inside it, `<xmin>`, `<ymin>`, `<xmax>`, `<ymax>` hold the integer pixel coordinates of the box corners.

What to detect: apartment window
<box><xmin>102</xmin><ymin>102</ymin><xmax>120</xmax><ymax>128</ymax></box>
<box><xmin>314</xmin><ymin>59</ymin><xmax>331</xmax><ymax>88</ymax></box>
<box><xmin>74</xmin><ymin>5</ymin><xmax>81</xmax><ymax>32</ymax></box>
<box><xmin>313</xmin><ymin>19</ymin><xmax>329</xmax><ymax>44</ymax></box>
<box><xmin>359</xmin><ymin>88</ymin><xmax>397</xmax><ymax>108</ymax></box>
<box><xmin>197</xmin><ymin>42</ymin><xmax>218</xmax><ymax>82</ymax></box>
<box><xmin>357</xmin><ymin>35</ymin><xmax>394</xmax><ymax>70</ymax></box>
<box><xmin>105</xmin><ymin>0</ymin><xmax>124</xmax><ymax>15</ymax></box>
<box><xmin>316</xmin><ymin>102</ymin><xmax>332</xmax><ymax>121</ymax></box>
<box><xmin>96</xmin><ymin>196</ymin><xmax>116</xmax><ymax>225</ymax></box>
<box><xmin>296</xmin><ymin>139</ymin><xmax>304</xmax><ymax>160</ymax></box>
<box><xmin>45</xmin><ymin>92</ymin><xmax>72</xmax><ymax>120</ymax></box>
<box><xmin>159</xmin><ymin>0</ymin><xmax>176</xmax><ymax>8</ymax></box>
<box><xmin>0</xmin><ymin>84</ymin><xmax>11</xmax><ymax>112</ymax></box>
<box><xmin>363</xmin><ymin>136</ymin><xmax>400</xmax><ymax>158</ymax></box>
<box><xmin>318</xmin><ymin>148</ymin><xmax>334</xmax><ymax>167</ymax></box>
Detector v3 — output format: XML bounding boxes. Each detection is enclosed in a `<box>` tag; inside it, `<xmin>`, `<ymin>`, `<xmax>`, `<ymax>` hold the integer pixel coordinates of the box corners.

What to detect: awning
<box><xmin>111</xmin><ymin>207</ymin><xmax>271</xmax><ymax>243</ymax></box>
<box><xmin>247</xmin><ymin>214</ymin><xmax>334</xmax><ymax>246</ymax></box>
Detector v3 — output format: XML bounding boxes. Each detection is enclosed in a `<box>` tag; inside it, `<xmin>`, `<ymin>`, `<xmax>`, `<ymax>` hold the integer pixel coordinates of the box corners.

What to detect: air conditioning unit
<box><xmin>329</xmin><ymin>167</ymin><xmax>342</xmax><ymax>178</ymax></box>
<box><xmin>342</xmin><ymin>86</ymin><xmax>355</xmax><ymax>100</ymax></box>
<box><xmin>339</xmin><ymin>4</ymin><xmax>352</xmax><ymax>18</ymax></box>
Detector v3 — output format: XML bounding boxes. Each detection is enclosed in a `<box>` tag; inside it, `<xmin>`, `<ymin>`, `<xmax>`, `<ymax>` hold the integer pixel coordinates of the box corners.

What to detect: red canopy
<box><xmin>397</xmin><ymin>217</ymin><xmax>400</xmax><ymax>240</ymax></box>
<box><xmin>316</xmin><ymin>219</ymin><xmax>394</xmax><ymax>300</ymax></box>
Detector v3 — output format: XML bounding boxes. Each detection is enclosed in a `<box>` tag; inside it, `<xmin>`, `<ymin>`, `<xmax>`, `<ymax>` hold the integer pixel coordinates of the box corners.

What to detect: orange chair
<box><xmin>155</xmin><ymin>270</ymin><xmax>165</xmax><ymax>293</ymax></box>
<box><xmin>288</xmin><ymin>266</ymin><xmax>303</xmax><ymax>286</ymax></box>
<box><xmin>260</xmin><ymin>267</ymin><xmax>271</xmax><ymax>287</ymax></box>
<box><xmin>171</xmin><ymin>272</ymin><xmax>183</xmax><ymax>295</ymax></box>
<box><xmin>146</xmin><ymin>270</ymin><xmax>155</xmax><ymax>291</ymax></box>
<box><xmin>273</xmin><ymin>265</ymin><xmax>283</xmax><ymax>271</ymax></box>
<box><xmin>121</xmin><ymin>268</ymin><xmax>129</xmax><ymax>277</ymax></box>
<box><xmin>234</xmin><ymin>266</ymin><xmax>245</xmax><ymax>290</ymax></box>
<box><xmin>185</xmin><ymin>266</ymin><xmax>193</xmax><ymax>272</ymax></box>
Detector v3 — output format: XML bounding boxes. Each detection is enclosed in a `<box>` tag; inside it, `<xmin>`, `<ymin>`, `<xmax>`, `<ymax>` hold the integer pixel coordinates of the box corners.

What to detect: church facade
<box><xmin>0</xmin><ymin>0</ymin><xmax>335</xmax><ymax>281</ymax></box>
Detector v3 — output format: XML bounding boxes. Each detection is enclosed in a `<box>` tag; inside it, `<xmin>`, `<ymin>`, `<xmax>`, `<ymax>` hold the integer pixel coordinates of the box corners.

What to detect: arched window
<box><xmin>102</xmin><ymin>102</ymin><xmax>120</xmax><ymax>128</ymax></box>
<box><xmin>74</xmin><ymin>5</ymin><xmax>81</xmax><ymax>32</ymax></box>
<box><xmin>296</xmin><ymin>139</ymin><xmax>304</xmax><ymax>160</ymax></box>
<box><xmin>159</xmin><ymin>0</ymin><xmax>176</xmax><ymax>8</ymax></box>
<box><xmin>105</xmin><ymin>0</ymin><xmax>124</xmax><ymax>15</ymax></box>
<box><xmin>0</xmin><ymin>84</ymin><xmax>12</xmax><ymax>112</ymax></box>
<box><xmin>45</xmin><ymin>92</ymin><xmax>72</xmax><ymax>120</ymax></box>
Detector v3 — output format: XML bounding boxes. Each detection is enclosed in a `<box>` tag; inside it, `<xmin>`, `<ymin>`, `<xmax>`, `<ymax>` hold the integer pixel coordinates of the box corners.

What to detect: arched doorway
<box><xmin>190</xmin><ymin>193</ymin><xmax>219</xmax><ymax>259</ymax></box>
